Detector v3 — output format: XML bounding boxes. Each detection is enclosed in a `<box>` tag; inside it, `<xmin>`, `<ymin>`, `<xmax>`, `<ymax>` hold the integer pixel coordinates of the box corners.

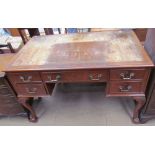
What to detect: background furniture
<box><xmin>0</xmin><ymin>42</ymin><xmax>15</xmax><ymax>54</ymax></box>
<box><xmin>18</xmin><ymin>28</ymin><xmax>91</xmax><ymax>44</ymax></box>
<box><xmin>0</xmin><ymin>54</ymin><xmax>26</xmax><ymax>116</ymax></box>
<box><xmin>18</xmin><ymin>28</ymin><xmax>40</xmax><ymax>44</ymax></box>
<box><xmin>90</xmin><ymin>28</ymin><xmax>147</xmax><ymax>43</ymax></box>
<box><xmin>0</xmin><ymin>35</ymin><xmax>23</xmax><ymax>54</ymax></box>
<box><xmin>141</xmin><ymin>28</ymin><xmax>155</xmax><ymax>122</ymax></box>
<box><xmin>90</xmin><ymin>28</ymin><xmax>121</xmax><ymax>32</ymax></box>
<box><xmin>18</xmin><ymin>28</ymin><xmax>64</xmax><ymax>44</ymax></box>
<box><xmin>7</xmin><ymin>28</ymin><xmax>20</xmax><ymax>36</ymax></box>
<box><xmin>5</xmin><ymin>30</ymin><xmax>153</xmax><ymax>123</ymax></box>
<box><xmin>133</xmin><ymin>28</ymin><xmax>147</xmax><ymax>42</ymax></box>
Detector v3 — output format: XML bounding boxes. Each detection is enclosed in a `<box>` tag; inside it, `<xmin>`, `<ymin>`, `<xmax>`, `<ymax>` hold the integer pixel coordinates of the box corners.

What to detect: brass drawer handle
<box><xmin>20</xmin><ymin>75</ymin><xmax>32</xmax><ymax>82</ymax></box>
<box><xmin>26</xmin><ymin>87</ymin><xmax>37</xmax><ymax>94</ymax></box>
<box><xmin>89</xmin><ymin>74</ymin><xmax>102</xmax><ymax>81</ymax></box>
<box><xmin>48</xmin><ymin>74</ymin><xmax>61</xmax><ymax>82</ymax></box>
<box><xmin>120</xmin><ymin>72</ymin><xmax>135</xmax><ymax>80</ymax></box>
<box><xmin>119</xmin><ymin>85</ymin><xmax>132</xmax><ymax>92</ymax></box>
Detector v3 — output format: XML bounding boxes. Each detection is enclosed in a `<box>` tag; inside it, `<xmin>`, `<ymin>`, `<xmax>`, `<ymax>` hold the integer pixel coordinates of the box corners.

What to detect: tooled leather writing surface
<box><xmin>5</xmin><ymin>30</ymin><xmax>153</xmax><ymax>71</ymax></box>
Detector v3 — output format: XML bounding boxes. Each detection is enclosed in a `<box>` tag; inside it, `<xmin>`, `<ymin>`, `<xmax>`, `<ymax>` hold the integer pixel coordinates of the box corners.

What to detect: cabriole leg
<box><xmin>18</xmin><ymin>97</ymin><xmax>38</xmax><ymax>122</ymax></box>
<box><xmin>132</xmin><ymin>96</ymin><xmax>146</xmax><ymax>124</ymax></box>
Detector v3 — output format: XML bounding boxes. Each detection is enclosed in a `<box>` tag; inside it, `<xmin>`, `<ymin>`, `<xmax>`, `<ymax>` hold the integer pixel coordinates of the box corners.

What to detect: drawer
<box><xmin>109</xmin><ymin>81</ymin><xmax>143</xmax><ymax>94</ymax></box>
<box><xmin>110</xmin><ymin>69</ymin><xmax>148</xmax><ymax>80</ymax></box>
<box><xmin>15</xmin><ymin>83</ymin><xmax>47</xmax><ymax>96</ymax></box>
<box><xmin>7</xmin><ymin>72</ymin><xmax>42</xmax><ymax>83</ymax></box>
<box><xmin>41</xmin><ymin>70</ymin><xmax>108</xmax><ymax>83</ymax></box>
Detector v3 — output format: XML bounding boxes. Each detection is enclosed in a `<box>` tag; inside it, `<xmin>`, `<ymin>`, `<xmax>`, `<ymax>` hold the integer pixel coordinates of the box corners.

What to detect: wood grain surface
<box><xmin>4</xmin><ymin>29</ymin><xmax>153</xmax><ymax>71</ymax></box>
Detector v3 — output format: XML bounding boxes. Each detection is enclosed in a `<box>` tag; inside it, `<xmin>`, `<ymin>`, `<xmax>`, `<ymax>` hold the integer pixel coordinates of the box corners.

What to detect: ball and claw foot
<box><xmin>132</xmin><ymin>96</ymin><xmax>146</xmax><ymax>124</ymax></box>
<box><xmin>132</xmin><ymin>117</ymin><xmax>141</xmax><ymax>124</ymax></box>
<box><xmin>28</xmin><ymin>115</ymin><xmax>38</xmax><ymax>123</ymax></box>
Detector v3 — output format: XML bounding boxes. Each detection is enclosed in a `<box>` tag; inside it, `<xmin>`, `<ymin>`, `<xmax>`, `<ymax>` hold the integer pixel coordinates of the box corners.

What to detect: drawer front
<box><xmin>7</xmin><ymin>72</ymin><xmax>42</xmax><ymax>83</ymax></box>
<box><xmin>41</xmin><ymin>70</ymin><xmax>108</xmax><ymax>82</ymax></box>
<box><xmin>109</xmin><ymin>81</ymin><xmax>143</xmax><ymax>94</ymax></box>
<box><xmin>110</xmin><ymin>69</ymin><xmax>148</xmax><ymax>80</ymax></box>
<box><xmin>15</xmin><ymin>83</ymin><xmax>47</xmax><ymax>96</ymax></box>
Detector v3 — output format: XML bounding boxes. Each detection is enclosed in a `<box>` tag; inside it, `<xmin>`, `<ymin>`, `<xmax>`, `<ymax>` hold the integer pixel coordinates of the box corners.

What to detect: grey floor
<box><xmin>0</xmin><ymin>83</ymin><xmax>155</xmax><ymax>126</ymax></box>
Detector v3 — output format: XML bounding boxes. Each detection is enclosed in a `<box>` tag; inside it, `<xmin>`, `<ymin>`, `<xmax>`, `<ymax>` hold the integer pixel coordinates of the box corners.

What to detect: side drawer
<box><xmin>109</xmin><ymin>81</ymin><xmax>144</xmax><ymax>94</ymax></box>
<box><xmin>7</xmin><ymin>72</ymin><xmax>42</xmax><ymax>83</ymax></box>
<box><xmin>110</xmin><ymin>68</ymin><xmax>148</xmax><ymax>80</ymax></box>
<box><xmin>41</xmin><ymin>70</ymin><xmax>108</xmax><ymax>83</ymax></box>
<box><xmin>14</xmin><ymin>83</ymin><xmax>47</xmax><ymax>96</ymax></box>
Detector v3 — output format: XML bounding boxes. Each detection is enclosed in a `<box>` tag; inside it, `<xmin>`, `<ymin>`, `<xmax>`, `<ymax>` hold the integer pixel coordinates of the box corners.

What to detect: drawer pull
<box><xmin>26</xmin><ymin>87</ymin><xmax>37</xmax><ymax>94</ymax></box>
<box><xmin>120</xmin><ymin>72</ymin><xmax>135</xmax><ymax>80</ymax></box>
<box><xmin>48</xmin><ymin>74</ymin><xmax>61</xmax><ymax>82</ymax></box>
<box><xmin>20</xmin><ymin>75</ymin><xmax>32</xmax><ymax>82</ymax></box>
<box><xmin>119</xmin><ymin>85</ymin><xmax>132</xmax><ymax>92</ymax></box>
<box><xmin>89</xmin><ymin>74</ymin><xmax>102</xmax><ymax>81</ymax></box>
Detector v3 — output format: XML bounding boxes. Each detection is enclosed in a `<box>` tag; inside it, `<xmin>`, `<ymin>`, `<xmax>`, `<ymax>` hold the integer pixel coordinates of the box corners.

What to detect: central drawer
<box><xmin>41</xmin><ymin>70</ymin><xmax>108</xmax><ymax>83</ymax></box>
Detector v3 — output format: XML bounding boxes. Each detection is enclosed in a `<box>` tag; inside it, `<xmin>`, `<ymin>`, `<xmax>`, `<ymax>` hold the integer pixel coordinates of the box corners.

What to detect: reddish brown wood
<box><xmin>44</xmin><ymin>28</ymin><xmax>54</xmax><ymax>35</ymax></box>
<box><xmin>133</xmin><ymin>96</ymin><xmax>146</xmax><ymax>123</ymax></box>
<box><xmin>110</xmin><ymin>68</ymin><xmax>149</xmax><ymax>81</ymax></box>
<box><xmin>28</xmin><ymin>28</ymin><xmax>40</xmax><ymax>37</ymax></box>
<box><xmin>109</xmin><ymin>81</ymin><xmax>143</xmax><ymax>94</ymax></box>
<box><xmin>18</xmin><ymin>28</ymin><xmax>29</xmax><ymax>44</ymax></box>
<box><xmin>0</xmin><ymin>43</ymin><xmax>15</xmax><ymax>54</ymax></box>
<box><xmin>7</xmin><ymin>28</ymin><xmax>20</xmax><ymax>36</ymax></box>
<box><xmin>133</xmin><ymin>29</ymin><xmax>147</xmax><ymax>42</ymax></box>
<box><xmin>4</xmin><ymin>30</ymin><xmax>154</xmax><ymax>123</ymax></box>
<box><xmin>15</xmin><ymin>83</ymin><xmax>47</xmax><ymax>97</ymax></box>
<box><xmin>7</xmin><ymin>72</ymin><xmax>42</xmax><ymax>83</ymax></box>
<box><xmin>41</xmin><ymin>70</ymin><xmax>108</xmax><ymax>83</ymax></box>
<box><xmin>18</xmin><ymin>97</ymin><xmax>38</xmax><ymax>122</ymax></box>
<box><xmin>4</xmin><ymin>30</ymin><xmax>153</xmax><ymax>72</ymax></box>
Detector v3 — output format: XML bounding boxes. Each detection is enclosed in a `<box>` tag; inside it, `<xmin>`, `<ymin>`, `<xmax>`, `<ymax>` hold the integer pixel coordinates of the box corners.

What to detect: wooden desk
<box><xmin>4</xmin><ymin>30</ymin><xmax>154</xmax><ymax>123</ymax></box>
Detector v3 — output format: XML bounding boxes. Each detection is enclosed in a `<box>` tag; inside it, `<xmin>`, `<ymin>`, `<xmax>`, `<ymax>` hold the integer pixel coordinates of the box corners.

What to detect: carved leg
<box><xmin>132</xmin><ymin>96</ymin><xmax>146</xmax><ymax>124</ymax></box>
<box><xmin>18</xmin><ymin>97</ymin><xmax>38</xmax><ymax>122</ymax></box>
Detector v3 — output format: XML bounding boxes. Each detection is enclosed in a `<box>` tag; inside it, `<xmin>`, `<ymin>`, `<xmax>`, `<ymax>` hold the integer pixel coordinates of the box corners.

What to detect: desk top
<box><xmin>5</xmin><ymin>29</ymin><xmax>153</xmax><ymax>71</ymax></box>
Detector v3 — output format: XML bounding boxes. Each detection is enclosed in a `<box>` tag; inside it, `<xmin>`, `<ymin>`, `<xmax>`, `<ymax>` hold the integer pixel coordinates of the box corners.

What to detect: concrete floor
<box><xmin>0</xmin><ymin>83</ymin><xmax>155</xmax><ymax>126</ymax></box>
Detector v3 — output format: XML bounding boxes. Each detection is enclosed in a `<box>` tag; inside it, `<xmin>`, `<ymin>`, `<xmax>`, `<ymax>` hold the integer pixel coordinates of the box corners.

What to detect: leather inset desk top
<box><xmin>5</xmin><ymin>30</ymin><xmax>153</xmax><ymax>71</ymax></box>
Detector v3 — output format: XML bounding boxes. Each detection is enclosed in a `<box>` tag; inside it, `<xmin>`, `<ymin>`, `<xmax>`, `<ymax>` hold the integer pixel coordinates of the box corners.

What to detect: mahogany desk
<box><xmin>4</xmin><ymin>30</ymin><xmax>154</xmax><ymax>123</ymax></box>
